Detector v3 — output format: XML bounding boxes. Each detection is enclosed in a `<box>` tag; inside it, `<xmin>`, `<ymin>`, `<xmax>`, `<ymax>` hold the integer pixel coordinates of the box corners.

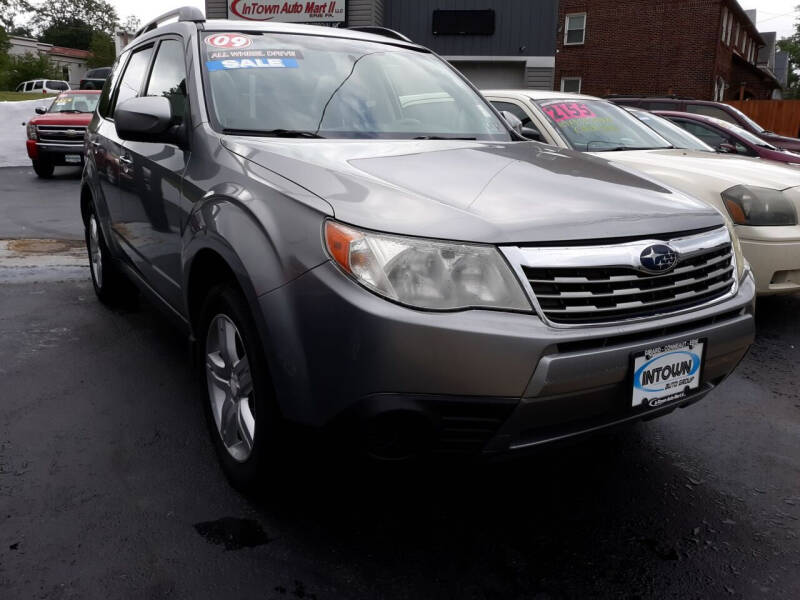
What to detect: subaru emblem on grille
<box><xmin>639</xmin><ymin>244</ymin><xmax>678</xmax><ymax>273</ymax></box>
<box><xmin>66</xmin><ymin>129</ymin><xmax>80</xmax><ymax>137</ymax></box>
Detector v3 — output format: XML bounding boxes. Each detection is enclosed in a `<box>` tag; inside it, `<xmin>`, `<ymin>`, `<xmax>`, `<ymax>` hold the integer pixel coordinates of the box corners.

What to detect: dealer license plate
<box><xmin>64</xmin><ymin>154</ymin><xmax>81</xmax><ymax>164</ymax></box>
<box><xmin>632</xmin><ymin>339</ymin><xmax>704</xmax><ymax>409</ymax></box>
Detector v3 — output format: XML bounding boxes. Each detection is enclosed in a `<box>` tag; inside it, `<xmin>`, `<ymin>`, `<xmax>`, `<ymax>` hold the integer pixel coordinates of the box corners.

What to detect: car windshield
<box><xmin>535</xmin><ymin>98</ymin><xmax>672</xmax><ymax>151</ymax></box>
<box><xmin>726</xmin><ymin>104</ymin><xmax>768</xmax><ymax>133</ymax></box>
<box><xmin>48</xmin><ymin>93</ymin><xmax>99</xmax><ymax>113</ymax></box>
<box><xmin>202</xmin><ymin>32</ymin><xmax>511</xmax><ymax>140</ymax></box>
<box><xmin>628</xmin><ymin>110</ymin><xmax>714</xmax><ymax>152</ymax></box>
<box><xmin>704</xmin><ymin>115</ymin><xmax>777</xmax><ymax>149</ymax></box>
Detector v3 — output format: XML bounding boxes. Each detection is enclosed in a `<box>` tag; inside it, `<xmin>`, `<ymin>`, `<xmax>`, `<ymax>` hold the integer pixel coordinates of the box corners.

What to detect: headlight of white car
<box><xmin>324</xmin><ymin>221</ymin><xmax>531</xmax><ymax>311</ymax></box>
<box><xmin>721</xmin><ymin>185</ymin><xmax>798</xmax><ymax>226</ymax></box>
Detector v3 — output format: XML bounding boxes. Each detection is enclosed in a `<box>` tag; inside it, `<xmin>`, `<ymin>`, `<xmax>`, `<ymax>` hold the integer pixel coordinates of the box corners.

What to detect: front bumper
<box><xmin>258</xmin><ymin>261</ymin><xmax>756</xmax><ymax>455</ymax></box>
<box><xmin>738</xmin><ymin>226</ymin><xmax>800</xmax><ymax>295</ymax></box>
<box><xmin>27</xmin><ymin>140</ymin><xmax>85</xmax><ymax>164</ymax></box>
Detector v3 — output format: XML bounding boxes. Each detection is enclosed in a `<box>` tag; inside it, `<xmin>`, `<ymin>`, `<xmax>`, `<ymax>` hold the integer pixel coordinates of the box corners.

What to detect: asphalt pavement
<box><xmin>0</xmin><ymin>166</ymin><xmax>799</xmax><ymax>599</ymax></box>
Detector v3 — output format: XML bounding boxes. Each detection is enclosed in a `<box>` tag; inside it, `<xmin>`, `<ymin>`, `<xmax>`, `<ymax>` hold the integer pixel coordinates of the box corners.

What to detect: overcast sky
<box><xmin>108</xmin><ymin>0</ymin><xmax>798</xmax><ymax>40</ymax></box>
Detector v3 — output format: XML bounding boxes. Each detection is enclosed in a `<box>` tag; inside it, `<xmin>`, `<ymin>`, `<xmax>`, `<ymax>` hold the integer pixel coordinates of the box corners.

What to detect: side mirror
<box><xmin>521</xmin><ymin>127</ymin><xmax>543</xmax><ymax>142</ymax></box>
<box><xmin>499</xmin><ymin>110</ymin><xmax>524</xmax><ymax>135</ymax></box>
<box><xmin>35</xmin><ymin>107</ymin><xmax>46</xmax><ymax>114</ymax></box>
<box><xmin>717</xmin><ymin>142</ymin><xmax>737</xmax><ymax>154</ymax></box>
<box><xmin>115</xmin><ymin>96</ymin><xmax>183</xmax><ymax>146</ymax></box>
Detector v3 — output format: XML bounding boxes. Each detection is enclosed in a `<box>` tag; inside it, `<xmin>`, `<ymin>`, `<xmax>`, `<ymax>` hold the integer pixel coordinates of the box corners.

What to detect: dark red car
<box><xmin>655</xmin><ymin>110</ymin><xmax>800</xmax><ymax>166</ymax></box>
<box><xmin>24</xmin><ymin>90</ymin><xmax>101</xmax><ymax>178</ymax></box>
<box><xmin>609</xmin><ymin>96</ymin><xmax>800</xmax><ymax>152</ymax></box>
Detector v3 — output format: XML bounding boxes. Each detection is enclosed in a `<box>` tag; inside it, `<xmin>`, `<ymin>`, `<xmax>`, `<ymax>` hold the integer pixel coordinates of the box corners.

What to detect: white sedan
<box><xmin>484</xmin><ymin>89</ymin><xmax>800</xmax><ymax>295</ymax></box>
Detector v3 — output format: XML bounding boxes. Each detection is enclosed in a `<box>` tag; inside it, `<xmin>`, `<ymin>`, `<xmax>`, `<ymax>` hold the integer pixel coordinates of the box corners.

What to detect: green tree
<box><xmin>87</xmin><ymin>31</ymin><xmax>114</xmax><ymax>68</ymax></box>
<box><xmin>22</xmin><ymin>0</ymin><xmax>119</xmax><ymax>37</ymax></box>
<box><xmin>6</xmin><ymin>51</ymin><xmax>61</xmax><ymax>89</ymax></box>
<box><xmin>0</xmin><ymin>26</ymin><xmax>11</xmax><ymax>89</ymax></box>
<box><xmin>778</xmin><ymin>5</ymin><xmax>800</xmax><ymax>99</ymax></box>
<box><xmin>40</xmin><ymin>17</ymin><xmax>94</xmax><ymax>50</ymax></box>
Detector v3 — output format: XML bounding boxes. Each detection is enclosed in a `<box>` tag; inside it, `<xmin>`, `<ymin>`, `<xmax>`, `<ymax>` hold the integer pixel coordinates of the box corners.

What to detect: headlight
<box><xmin>26</xmin><ymin>123</ymin><xmax>37</xmax><ymax>140</ymax></box>
<box><xmin>721</xmin><ymin>185</ymin><xmax>798</xmax><ymax>226</ymax></box>
<box><xmin>324</xmin><ymin>221</ymin><xmax>531</xmax><ymax>311</ymax></box>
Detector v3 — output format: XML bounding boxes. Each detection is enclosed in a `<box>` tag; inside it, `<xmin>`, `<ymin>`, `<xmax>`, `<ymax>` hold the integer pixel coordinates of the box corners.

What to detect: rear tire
<box><xmin>32</xmin><ymin>159</ymin><xmax>54</xmax><ymax>178</ymax></box>
<box><xmin>199</xmin><ymin>284</ymin><xmax>281</xmax><ymax>493</ymax></box>
<box><xmin>85</xmin><ymin>206</ymin><xmax>135</xmax><ymax>307</ymax></box>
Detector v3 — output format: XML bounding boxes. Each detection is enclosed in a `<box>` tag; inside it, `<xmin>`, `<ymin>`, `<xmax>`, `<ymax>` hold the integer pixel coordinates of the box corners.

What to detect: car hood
<box><xmin>764</xmin><ymin>132</ymin><xmax>800</xmax><ymax>151</ymax></box>
<box><xmin>223</xmin><ymin>138</ymin><xmax>723</xmax><ymax>244</ymax></box>
<box><xmin>593</xmin><ymin>148</ymin><xmax>800</xmax><ymax>191</ymax></box>
<box><xmin>29</xmin><ymin>112</ymin><xmax>93</xmax><ymax>126</ymax></box>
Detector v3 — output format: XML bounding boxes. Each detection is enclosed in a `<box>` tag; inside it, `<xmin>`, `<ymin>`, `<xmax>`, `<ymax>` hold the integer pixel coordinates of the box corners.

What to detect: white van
<box><xmin>15</xmin><ymin>79</ymin><xmax>71</xmax><ymax>94</ymax></box>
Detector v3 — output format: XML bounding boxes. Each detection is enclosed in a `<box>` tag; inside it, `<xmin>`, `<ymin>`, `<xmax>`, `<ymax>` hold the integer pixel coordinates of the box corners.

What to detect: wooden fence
<box><xmin>727</xmin><ymin>100</ymin><xmax>800</xmax><ymax>138</ymax></box>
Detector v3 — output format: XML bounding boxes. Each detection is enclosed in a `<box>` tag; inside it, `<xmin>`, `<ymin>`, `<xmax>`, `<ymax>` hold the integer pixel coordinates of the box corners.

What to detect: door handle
<box><xmin>119</xmin><ymin>155</ymin><xmax>133</xmax><ymax>165</ymax></box>
<box><xmin>90</xmin><ymin>140</ymin><xmax>100</xmax><ymax>147</ymax></box>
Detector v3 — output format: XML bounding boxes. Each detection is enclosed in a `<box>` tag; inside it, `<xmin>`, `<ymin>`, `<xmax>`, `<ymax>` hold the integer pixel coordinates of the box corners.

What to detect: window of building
<box><xmin>560</xmin><ymin>77</ymin><xmax>582</xmax><ymax>93</ymax></box>
<box><xmin>714</xmin><ymin>78</ymin><xmax>727</xmax><ymax>102</ymax></box>
<box><xmin>432</xmin><ymin>10</ymin><xmax>495</xmax><ymax>35</ymax></box>
<box><xmin>61</xmin><ymin>65</ymin><xmax>69</xmax><ymax>81</ymax></box>
<box><xmin>726</xmin><ymin>17</ymin><xmax>733</xmax><ymax>45</ymax></box>
<box><xmin>734</xmin><ymin>22</ymin><xmax>740</xmax><ymax>49</ymax></box>
<box><xmin>145</xmin><ymin>40</ymin><xmax>188</xmax><ymax>124</ymax></box>
<box><xmin>564</xmin><ymin>13</ymin><xmax>586</xmax><ymax>45</ymax></box>
<box><xmin>721</xmin><ymin>7</ymin><xmax>728</xmax><ymax>43</ymax></box>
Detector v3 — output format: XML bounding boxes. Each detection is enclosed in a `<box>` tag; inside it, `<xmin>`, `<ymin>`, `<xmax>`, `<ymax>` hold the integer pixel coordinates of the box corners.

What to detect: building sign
<box><xmin>227</xmin><ymin>0</ymin><xmax>345</xmax><ymax>22</ymax></box>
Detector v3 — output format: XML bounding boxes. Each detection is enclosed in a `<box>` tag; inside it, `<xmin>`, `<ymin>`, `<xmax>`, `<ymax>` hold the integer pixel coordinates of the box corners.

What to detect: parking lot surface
<box><xmin>1</xmin><ymin>166</ymin><xmax>799</xmax><ymax>599</ymax></box>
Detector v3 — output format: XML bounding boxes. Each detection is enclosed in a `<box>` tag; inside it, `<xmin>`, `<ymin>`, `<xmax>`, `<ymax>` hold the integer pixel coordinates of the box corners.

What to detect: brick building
<box><xmin>554</xmin><ymin>0</ymin><xmax>781</xmax><ymax>101</ymax></box>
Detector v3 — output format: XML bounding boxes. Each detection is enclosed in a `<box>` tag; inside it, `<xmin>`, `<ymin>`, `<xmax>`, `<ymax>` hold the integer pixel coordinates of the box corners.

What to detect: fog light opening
<box><xmin>364</xmin><ymin>411</ymin><xmax>435</xmax><ymax>461</ymax></box>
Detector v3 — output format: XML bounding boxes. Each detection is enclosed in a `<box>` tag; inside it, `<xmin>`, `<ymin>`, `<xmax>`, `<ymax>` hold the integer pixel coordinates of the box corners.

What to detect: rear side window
<box><xmin>33</xmin><ymin>81</ymin><xmax>43</xmax><ymax>90</ymax></box>
<box><xmin>686</xmin><ymin>104</ymin><xmax>738</xmax><ymax>125</ymax></box>
<box><xmin>25</xmin><ymin>81</ymin><xmax>33</xmax><ymax>91</ymax></box>
<box><xmin>111</xmin><ymin>45</ymin><xmax>154</xmax><ymax>116</ymax></box>
<box><xmin>15</xmin><ymin>83</ymin><xmax>24</xmax><ymax>92</ymax></box>
<box><xmin>46</xmin><ymin>81</ymin><xmax>68</xmax><ymax>90</ymax></box>
<box><xmin>145</xmin><ymin>40</ymin><xmax>188</xmax><ymax>124</ymax></box>
<box><xmin>491</xmin><ymin>101</ymin><xmax>533</xmax><ymax>127</ymax></box>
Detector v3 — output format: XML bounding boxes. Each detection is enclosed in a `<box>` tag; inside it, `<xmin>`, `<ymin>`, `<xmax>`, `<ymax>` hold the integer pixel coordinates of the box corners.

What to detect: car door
<box><xmin>119</xmin><ymin>37</ymin><xmax>190</xmax><ymax>309</ymax></box>
<box><xmin>91</xmin><ymin>46</ymin><xmax>154</xmax><ymax>259</ymax></box>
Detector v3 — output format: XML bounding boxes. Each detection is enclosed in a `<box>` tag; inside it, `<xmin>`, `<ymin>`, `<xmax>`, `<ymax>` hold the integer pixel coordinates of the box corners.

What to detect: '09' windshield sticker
<box><xmin>542</xmin><ymin>102</ymin><xmax>597</xmax><ymax>122</ymax></box>
<box><xmin>205</xmin><ymin>33</ymin><xmax>252</xmax><ymax>48</ymax></box>
<box><xmin>205</xmin><ymin>57</ymin><xmax>299</xmax><ymax>71</ymax></box>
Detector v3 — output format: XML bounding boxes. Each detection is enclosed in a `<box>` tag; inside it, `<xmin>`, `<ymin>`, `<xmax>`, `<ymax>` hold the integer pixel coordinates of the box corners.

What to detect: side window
<box><xmin>33</xmin><ymin>80</ymin><xmax>43</xmax><ymax>90</ymax></box>
<box><xmin>145</xmin><ymin>39</ymin><xmax>188</xmax><ymax>124</ymax></box>
<box><xmin>491</xmin><ymin>101</ymin><xmax>534</xmax><ymax>128</ymax></box>
<box><xmin>15</xmin><ymin>83</ymin><xmax>23</xmax><ymax>92</ymax></box>
<box><xmin>686</xmin><ymin>104</ymin><xmax>738</xmax><ymax>125</ymax></box>
<box><xmin>675</xmin><ymin>120</ymin><xmax>727</xmax><ymax>147</ymax></box>
<box><xmin>111</xmin><ymin>45</ymin><xmax>154</xmax><ymax>116</ymax></box>
<box><xmin>98</xmin><ymin>54</ymin><xmax>126</xmax><ymax>118</ymax></box>
<box><xmin>25</xmin><ymin>81</ymin><xmax>33</xmax><ymax>91</ymax></box>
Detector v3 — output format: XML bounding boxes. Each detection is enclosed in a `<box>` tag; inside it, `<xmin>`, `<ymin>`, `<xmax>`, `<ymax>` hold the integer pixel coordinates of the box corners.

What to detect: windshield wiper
<box><xmin>590</xmin><ymin>145</ymin><xmax>671</xmax><ymax>152</ymax></box>
<box><xmin>412</xmin><ymin>135</ymin><xmax>477</xmax><ymax>140</ymax></box>
<box><xmin>222</xmin><ymin>128</ymin><xmax>325</xmax><ymax>139</ymax></box>
<box><xmin>56</xmin><ymin>109</ymin><xmax>82</xmax><ymax>113</ymax></box>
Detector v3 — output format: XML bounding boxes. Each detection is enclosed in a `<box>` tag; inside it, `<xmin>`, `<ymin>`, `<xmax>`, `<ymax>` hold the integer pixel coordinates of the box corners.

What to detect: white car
<box><xmin>15</xmin><ymin>79</ymin><xmax>71</xmax><ymax>94</ymax></box>
<box><xmin>484</xmin><ymin>89</ymin><xmax>800</xmax><ymax>295</ymax></box>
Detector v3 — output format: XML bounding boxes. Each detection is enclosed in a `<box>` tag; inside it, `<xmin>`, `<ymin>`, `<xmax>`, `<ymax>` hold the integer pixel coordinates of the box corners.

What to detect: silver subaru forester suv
<box><xmin>80</xmin><ymin>7</ymin><xmax>755</xmax><ymax>490</ymax></box>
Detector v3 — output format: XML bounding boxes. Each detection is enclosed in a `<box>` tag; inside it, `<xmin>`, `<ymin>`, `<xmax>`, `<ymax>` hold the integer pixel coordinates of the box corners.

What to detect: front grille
<box><xmin>512</xmin><ymin>227</ymin><xmax>736</xmax><ymax>325</ymax></box>
<box><xmin>37</xmin><ymin>125</ymin><xmax>86</xmax><ymax>146</ymax></box>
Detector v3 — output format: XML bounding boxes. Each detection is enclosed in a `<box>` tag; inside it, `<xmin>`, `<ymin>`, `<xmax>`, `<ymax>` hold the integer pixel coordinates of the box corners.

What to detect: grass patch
<box><xmin>0</xmin><ymin>92</ymin><xmax>57</xmax><ymax>102</ymax></box>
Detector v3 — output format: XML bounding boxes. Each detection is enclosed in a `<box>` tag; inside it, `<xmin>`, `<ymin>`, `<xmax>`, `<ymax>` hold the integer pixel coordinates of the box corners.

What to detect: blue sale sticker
<box><xmin>205</xmin><ymin>57</ymin><xmax>299</xmax><ymax>71</ymax></box>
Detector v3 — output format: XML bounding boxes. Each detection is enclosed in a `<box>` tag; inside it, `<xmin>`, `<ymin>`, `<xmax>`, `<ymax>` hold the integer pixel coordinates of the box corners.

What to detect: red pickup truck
<box><xmin>25</xmin><ymin>90</ymin><xmax>101</xmax><ymax>178</ymax></box>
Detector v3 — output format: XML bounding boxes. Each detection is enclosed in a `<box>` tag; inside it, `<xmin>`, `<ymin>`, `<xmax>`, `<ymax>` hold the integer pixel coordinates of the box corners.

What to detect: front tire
<box><xmin>85</xmin><ymin>208</ymin><xmax>134</xmax><ymax>306</ymax></box>
<box><xmin>199</xmin><ymin>284</ymin><xmax>281</xmax><ymax>492</ymax></box>
<box><xmin>32</xmin><ymin>159</ymin><xmax>54</xmax><ymax>178</ymax></box>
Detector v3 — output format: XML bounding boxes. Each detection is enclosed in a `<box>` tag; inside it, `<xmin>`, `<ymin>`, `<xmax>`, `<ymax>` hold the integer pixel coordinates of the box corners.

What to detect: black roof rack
<box><xmin>348</xmin><ymin>26</ymin><xmax>412</xmax><ymax>43</ymax></box>
<box><xmin>134</xmin><ymin>6</ymin><xmax>205</xmax><ymax>39</ymax></box>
